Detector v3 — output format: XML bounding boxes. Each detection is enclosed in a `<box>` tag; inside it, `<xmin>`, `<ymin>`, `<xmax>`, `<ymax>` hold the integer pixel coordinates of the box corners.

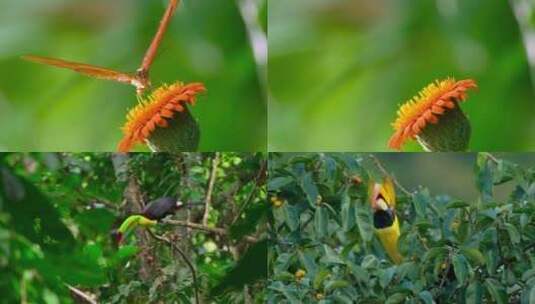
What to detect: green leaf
<box><xmin>504</xmin><ymin>223</ymin><xmax>520</xmax><ymax>244</ymax></box>
<box><xmin>385</xmin><ymin>293</ymin><xmax>406</xmax><ymax>304</ymax></box>
<box><xmin>379</xmin><ymin>267</ymin><xmax>395</xmax><ymax>288</ymax></box>
<box><xmin>229</xmin><ymin>203</ymin><xmax>269</xmax><ymax>240</ymax></box>
<box><xmin>298</xmin><ymin>250</ymin><xmax>317</xmax><ymax>274</ymax></box>
<box><xmin>314</xmin><ymin>206</ymin><xmax>329</xmax><ymax>238</ymax></box>
<box><xmin>300</xmin><ymin>173</ymin><xmax>319</xmax><ymax>207</ymax></box>
<box><xmin>361</xmin><ymin>255</ymin><xmax>379</xmax><ymax>269</ymax></box>
<box><xmin>273</xmin><ymin>272</ymin><xmax>294</xmax><ymax>282</ymax></box>
<box><xmin>348</xmin><ymin>262</ymin><xmax>369</xmax><ymax>283</ymax></box>
<box><xmin>452</xmin><ymin>254</ymin><xmax>468</xmax><ymax>286</ymax></box>
<box><xmin>332</xmin><ymin>154</ymin><xmax>361</xmax><ymax>174</ymax></box>
<box><xmin>520</xmin><ymin>213</ymin><xmax>529</xmax><ymax>229</ymax></box>
<box><xmin>341</xmin><ymin>192</ymin><xmax>355</xmax><ymax>231</ymax></box>
<box><xmin>325</xmin><ymin>280</ymin><xmax>350</xmax><ymax>291</ymax></box>
<box><xmin>110</xmin><ymin>245</ymin><xmax>138</xmax><ymax>266</ymax></box>
<box><xmin>75</xmin><ymin>208</ymin><xmax>116</xmax><ymax>236</ymax></box>
<box><xmin>484</xmin><ymin>278</ymin><xmax>507</xmax><ymax>304</ymax></box>
<box><xmin>422</xmin><ymin>247</ymin><xmax>448</xmax><ymax>264</ymax></box>
<box><xmin>268</xmin><ymin>176</ymin><xmax>293</xmax><ymax>191</ymax></box>
<box><xmin>466</xmin><ymin>281</ymin><xmax>482</xmax><ymax>304</ymax></box>
<box><xmin>521</xmin><ymin>268</ymin><xmax>535</xmax><ymax>281</ymax></box>
<box><xmin>82</xmin><ymin>243</ymin><xmax>103</xmax><ymax>266</ymax></box>
<box><xmin>269</xmin><ymin>281</ymin><xmax>300</xmax><ymax>303</ymax></box>
<box><xmin>34</xmin><ymin>251</ymin><xmax>107</xmax><ymax>287</ymax></box>
<box><xmin>313</xmin><ymin>269</ymin><xmax>330</xmax><ymax>289</ymax></box>
<box><xmin>209</xmin><ymin>239</ymin><xmax>267</xmax><ymax>296</ymax></box>
<box><xmin>476</xmin><ymin>154</ymin><xmax>494</xmax><ymax>202</ymax></box>
<box><xmin>414</xmin><ymin>220</ymin><xmax>433</xmax><ymax>231</ymax></box>
<box><xmin>322</xmin><ymin>245</ymin><xmax>344</xmax><ymax>264</ymax></box>
<box><xmin>283</xmin><ymin>204</ymin><xmax>300</xmax><ymax>231</ymax></box>
<box><xmin>460</xmin><ymin>247</ymin><xmax>486</xmax><ymax>266</ymax></box>
<box><xmin>418</xmin><ymin>290</ymin><xmax>435</xmax><ymax>304</ymax></box>
<box><xmin>527</xmin><ymin>284</ymin><xmax>535</xmax><ymax>304</ymax></box>
<box><xmin>457</xmin><ymin>220</ymin><xmax>470</xmax><ymax>243</ymax></box>
<box><xmin>412</xmin><ymin>189</ymin><xmax>431</xmax><ymax>218</ymax></box>
<box><xmin>0</xmin><ymin>168</ymin><xmax>75</xmax><ymax>253</ymax></box>
<box><xmin>485</xmin><ymin>249</ymin><xmax>498</xmax><ymax>275</ymax></box>
<box><xmin>355</xmin><ymin>202</ymin><xmax>373</xmax><ymax>242</ymax></box>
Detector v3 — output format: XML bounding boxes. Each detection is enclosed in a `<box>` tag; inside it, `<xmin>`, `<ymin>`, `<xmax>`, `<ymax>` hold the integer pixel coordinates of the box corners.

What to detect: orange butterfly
<box><xmin>22</xmin><ymin>0</ymin><xmax>179</xmax><ymax>96</ymax></box>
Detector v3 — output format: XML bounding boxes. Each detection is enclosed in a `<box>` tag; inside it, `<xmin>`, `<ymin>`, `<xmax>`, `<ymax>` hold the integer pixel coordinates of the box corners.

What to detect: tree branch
<box><xmin>163</xmin><ymin>219</ymin><xmax>259</xmax><ymax>243</ymax></box>
<box><xmin>65</xmin><ymin>284</ymin><xmax>97</xmax><ymax>304</ymax></box>
<box><xmin>146</xmin><ymin>229</ymin><xmax>200</xmax><ymax>304</ymax></box>
<box><xmin>369</xmin><ymin>154</ymin><xmax>412</xmax><ymax>196</ymax></box>
<box><xmin>203</xmin><ymin>153</ymin><xmax>220</xmax><ymax>226</ymax></box>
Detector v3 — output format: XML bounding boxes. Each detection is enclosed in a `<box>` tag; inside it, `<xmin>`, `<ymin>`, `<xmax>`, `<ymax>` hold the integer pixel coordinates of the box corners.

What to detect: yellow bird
<box><xmin>369</xmin><ymin>177</ymin><xmax>403</xmax><ymax>264</ymax></box>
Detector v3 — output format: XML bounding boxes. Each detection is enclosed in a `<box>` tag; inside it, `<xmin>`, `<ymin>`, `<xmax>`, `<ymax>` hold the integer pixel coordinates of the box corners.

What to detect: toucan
<box><xmin>369</xmin><ymin>178</ymin><xmax>403</xmax><ymax>264</ymax></box>
<box><xmin>113</xmin><ymin>197</ymin><xmax>185</xmax><ymax>244</ymax></box>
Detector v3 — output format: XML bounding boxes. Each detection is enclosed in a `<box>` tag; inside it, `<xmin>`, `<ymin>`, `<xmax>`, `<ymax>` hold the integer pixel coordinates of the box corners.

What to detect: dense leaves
<box><xmin>0</xmin><ymin>153</ymin><xmax>267</xmax><ymax>303</ymax></box>
<box><xmin>268</xmin><ymin>153</ymin><xmax>535</xmax><ymax>303</ymax></box>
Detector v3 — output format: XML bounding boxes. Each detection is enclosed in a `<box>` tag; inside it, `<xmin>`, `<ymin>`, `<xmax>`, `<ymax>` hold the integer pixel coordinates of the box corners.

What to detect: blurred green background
<box><xmin>374</xmin><ymin>152</ymin><xmax>535</xmax><ymax>202</ymax></box>
<box><xmin>275</xmin><ymin>152</ymin><xmax>535</xmax><ymax>202</ymax></box>
<box><xmin>0</xmin><ymin>0</ymin><xmax>267</xmax><ymax>151</ymax></box>
<box><xmin>269</xmin><ymin>0</ymin><xmax>535</xmax><ymax>151</ymax></box>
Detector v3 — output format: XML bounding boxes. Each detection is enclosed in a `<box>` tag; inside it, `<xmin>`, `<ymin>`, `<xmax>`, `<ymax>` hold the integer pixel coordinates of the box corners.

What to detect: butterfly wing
<box><xmin>22</xmin><ymin>55</ymin><xmax>138</xmax><ymax>86</ymax></box>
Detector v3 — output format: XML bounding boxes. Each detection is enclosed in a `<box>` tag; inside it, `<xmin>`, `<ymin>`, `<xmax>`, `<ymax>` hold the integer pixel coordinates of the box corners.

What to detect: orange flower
<box><xmin>118</xmin><ymin>81</ymin><xmax>205</xmax><ymax>152</ymax></box>
<box><xmin>388</xmin><ymin>78</ymin><xmax>477</xmax><ymax>150</ymax></box>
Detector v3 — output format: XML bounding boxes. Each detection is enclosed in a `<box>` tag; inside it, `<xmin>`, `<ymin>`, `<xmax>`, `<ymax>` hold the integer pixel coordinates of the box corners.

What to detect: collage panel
<box><xmin>268</xmin><ymin>0</ymin><xmax>535</xmax><ymax>152</ymax></box>
<box><xmin>268</xmin><ymin>153</ymin><xmax>535</xmax><ymax>303</ymax></box>
<box><xmin>0</xmin><ymin>152</ymin><xmax>267</xmax><ymax>303</ymax></box>
<box><xmin>0</xmin><ymin>0</ymin><xmax>267</xmax><ymax>152</ymax></box>
<box><xmin>0</xmin><ymin>0</ymin><xmax>535</xmax><ymax>303</ymax></box>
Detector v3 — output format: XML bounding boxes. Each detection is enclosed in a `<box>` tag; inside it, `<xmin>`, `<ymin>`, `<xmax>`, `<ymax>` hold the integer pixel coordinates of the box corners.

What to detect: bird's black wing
<box><xmin>142</xmin><ymin>197</ymin><xmax>177</xmax><ymax>220</ymax></box>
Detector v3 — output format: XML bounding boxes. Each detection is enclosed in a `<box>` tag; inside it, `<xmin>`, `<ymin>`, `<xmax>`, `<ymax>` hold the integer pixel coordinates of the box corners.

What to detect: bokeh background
<box><xmin>273</xmin><ymin>152</ymin><xmax>535</xmax><ymax>202</ymax></box>
<box><xmin>269</xmin><ymin>0</ymin><xmax>535</xmax><ymax>151</ymax></box>
<box><xmin>373</xmin><ymin>152</ymin><xmax>535</xmax><ymax>202</ymax></box>
<box><xmin>0</xmin><ymin>0</ymin><xmax>267</xmax><ymax>151</ymax></box>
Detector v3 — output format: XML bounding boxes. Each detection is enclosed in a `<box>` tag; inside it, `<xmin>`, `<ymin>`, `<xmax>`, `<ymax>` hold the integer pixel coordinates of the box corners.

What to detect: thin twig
<box><xmin>65</xmin><ymin>284</ymin><xmax>97</xmax><ymax>304</ymax></box>
<box><xmin>369</xmin><ymin>154</ymin><xmax>412</xmax><ymax>196</ymax></box>
<box><xmin>163</xmin><ymin>219</ymin><xmax>259</xmax><ymax>243</ymax></box>
<box><xmin>481</xmin><ymin>152</ymin><xmax>500</xmax><ymax>164</ymax></box>
<box><xmin>146</xmin><ymin>229</ymin><xmax>200</xmax><ymax>304</ymax></box>
<box><xmin>203</xmin><ymin>153</ymin><xmax>220</xmax><ymax>226</ymax></box>
<box><xmin>437</xmin><ymin>252</ymin><xmax>451</xmax><ymax>291</ymax></box>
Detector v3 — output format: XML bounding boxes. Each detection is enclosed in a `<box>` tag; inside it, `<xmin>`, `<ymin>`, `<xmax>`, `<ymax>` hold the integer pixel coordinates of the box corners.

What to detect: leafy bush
<box><xmin>0</xmin><ymin>152</ymin><xmax>267</xmax><ymax>303</ymax></box>
<box><xmin>267</xmin><ymin>153</ymin><xmax>535</xmax><ymax>303</ymax></box>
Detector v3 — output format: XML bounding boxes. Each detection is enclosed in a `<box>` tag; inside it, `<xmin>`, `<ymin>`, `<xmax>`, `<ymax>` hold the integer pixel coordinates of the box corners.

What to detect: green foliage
<box><xmin>0</xmin><ymin>152</ymin><xmax>267</xmax><ymax>303</ymax></box>
<box><xmin>268</xmin><ymin>153</ymin><xmax>535</xmax><ymax>303</ymax></box>
<box><xmin>210</xmin><ymin>239</ymin><xmax>268</xmax><ymax>297</ymax></box>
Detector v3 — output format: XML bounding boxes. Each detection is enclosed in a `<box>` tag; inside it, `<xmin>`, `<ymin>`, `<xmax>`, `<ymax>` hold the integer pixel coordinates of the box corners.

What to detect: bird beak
<box><xmin>370</xmin><ymin>183</ymin><xmax>380</xmax><ymax>210</ymax></box>
<box><xmin>370</xmin><ymin>183</ymin><xmax>389</xmax><ymax>211</ymax></box>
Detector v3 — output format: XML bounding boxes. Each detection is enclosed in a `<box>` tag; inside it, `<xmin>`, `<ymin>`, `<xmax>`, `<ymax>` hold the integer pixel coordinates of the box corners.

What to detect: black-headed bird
<box><xmin>369</xmin><ymin>178</ymin><xmax>403</xmax><ymax>264</ymax></box>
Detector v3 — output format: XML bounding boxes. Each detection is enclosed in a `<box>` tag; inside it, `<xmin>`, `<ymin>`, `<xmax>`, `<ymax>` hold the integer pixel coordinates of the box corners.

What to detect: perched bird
<box><xmin>113</xmin><ymin>197</ymin><xmax>185</xmax><ymax>244</ymax></box>
<box><xmin>369</xmin><ymin>177</ymin><xmax>403</xmax><ymax>264</ymax></box>
<box><xmin>142</xmin><ymin>197</ymin><xmax>184</xmax><ymax>220</ymax></box>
